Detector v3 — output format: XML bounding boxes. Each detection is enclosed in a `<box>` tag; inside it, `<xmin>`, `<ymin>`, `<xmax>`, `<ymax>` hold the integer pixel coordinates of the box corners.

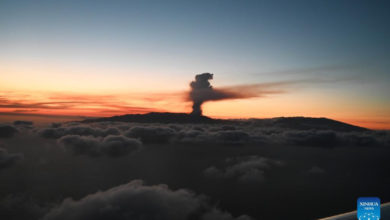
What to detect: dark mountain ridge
<box><xmin>83</xmin><ymin>112</ymin><xmax>217</xmax><ymax>124</ymax></box>
<box><xmin>82</xmin><ymin>112</ymin><xmax>368</xmax><ymax>132</ymax></box>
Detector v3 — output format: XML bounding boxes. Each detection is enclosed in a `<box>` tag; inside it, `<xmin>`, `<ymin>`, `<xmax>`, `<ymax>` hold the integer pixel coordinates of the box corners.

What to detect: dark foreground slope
<box><xmin>248</xmin><ymin>117</ymin><xmax>368</xmax><ymax>132</ymax></box>
<box><xmin>83</xmin><ymin>112</ymin><xmax>368</xmax><ymax>132</ymax></box>
<box><xmin>83</xmin><ymin>112</ymin><xmax>218</xmax><ymax>124</ymax></box>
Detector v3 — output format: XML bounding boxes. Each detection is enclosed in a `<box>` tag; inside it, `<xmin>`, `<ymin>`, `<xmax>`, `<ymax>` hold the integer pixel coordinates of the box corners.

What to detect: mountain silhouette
<box><xmin>82</xmin><ymin>112</ymin><xmax>368</xmax><ymax>132</ymax></box>
<box><xmin>247</xmin><ymin>117</ymin><xmax>368</xmax><ymax>132</ymax></box>
<box><xmin>83</xmin><ymin>112</ymin><xmax>217</xmax><ymax>124</ymax></box>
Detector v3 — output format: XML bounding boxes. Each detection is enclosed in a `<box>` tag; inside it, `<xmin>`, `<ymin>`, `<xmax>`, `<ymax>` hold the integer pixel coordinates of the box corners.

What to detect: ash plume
<box><xmin>188</xmin><ymin>73</ymin><xmax>285</xmax><ymax>116</ymax></box>
<box><xmin>189</xmin><ymin>73</ymin><xmax>213</xmax><ymax>116</ymax></box>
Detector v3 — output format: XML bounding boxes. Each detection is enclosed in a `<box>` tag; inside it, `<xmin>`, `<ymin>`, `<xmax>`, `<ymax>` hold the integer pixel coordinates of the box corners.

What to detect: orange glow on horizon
<box><xmin>0</xmin><ymin>90</ymin><xmax>389</xmax><ymax>130</ymax></box>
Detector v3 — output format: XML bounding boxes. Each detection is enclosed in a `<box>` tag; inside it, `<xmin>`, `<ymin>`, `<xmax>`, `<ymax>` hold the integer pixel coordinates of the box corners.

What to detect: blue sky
<box><xmin>0</xmin><ymin>0</ymin><xmax>389</xmax><ymax>128</ymax></box>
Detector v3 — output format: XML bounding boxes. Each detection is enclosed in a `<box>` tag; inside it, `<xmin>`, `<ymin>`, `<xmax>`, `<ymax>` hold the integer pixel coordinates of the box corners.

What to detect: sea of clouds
<box><xmin>0</xmin><ymin>120</ymin><xmax>389</xmax><ymax>219</ymax></box>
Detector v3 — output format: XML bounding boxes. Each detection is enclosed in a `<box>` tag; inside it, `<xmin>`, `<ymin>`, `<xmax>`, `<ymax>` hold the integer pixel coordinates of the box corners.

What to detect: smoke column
<box><xmin>188</xmin><ymin>73</ymin><xmax>288</xmax><ymax>116</ymax></box>
<box><xmin>189</xmin><ymin>73</ymin><xmax>242</xmax><ymax>116</ymax></box>
<box><xmin>189</xmin><ymin>73</ymin><xmax>213</xmax><ymax>116</ymax></box>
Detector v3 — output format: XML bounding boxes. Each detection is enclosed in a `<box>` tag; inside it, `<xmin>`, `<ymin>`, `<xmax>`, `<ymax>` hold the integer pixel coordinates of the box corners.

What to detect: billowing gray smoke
<box><xmin>189</xmin><ymin>73</ymin><xmax>241</xmax><ymax>116</ymax></box>
<box><xmin>189</xmin><ymin>73</ymin><xmax>260</xmax><ymax>116</ymax></box>
<box><xmin>189</xmin><ymin>73</ymin><xmax>292</xmax><ymax>116</ymax></box>
<box><xmin>189</xmin><ymin>73</ymin><xmax>213</xmax><ymax>116</ymax></box>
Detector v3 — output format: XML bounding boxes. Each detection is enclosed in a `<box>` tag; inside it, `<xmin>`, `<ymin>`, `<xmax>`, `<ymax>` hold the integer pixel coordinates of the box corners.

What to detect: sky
<box><xmin>0</xmin><ymin>0</ymin><xmax>389</xmax><ymax>129</ymax></box>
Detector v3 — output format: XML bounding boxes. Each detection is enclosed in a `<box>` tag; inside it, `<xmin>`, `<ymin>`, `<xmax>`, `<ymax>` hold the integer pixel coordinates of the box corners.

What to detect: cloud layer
<box><xmin>0</xmin><ymin>125</ymin><xmax>18</xmax><ymax>138</ymax></box>
<box><xmin>40</xmin><ymin>125</ymin><xmax>120</xmax><ymax>139</ymax></box>
<box><xmin>58</xmin><ymin>135</ymin><xmax>142</xmax><ymax>157</ymax></box>
<box><xmin>204</xmin><ymin>156</ymin><xmax>283</xmax><ymax>183</ymax></box>
<box><xmin>43</xmin><ymin>180</ymin><xmax>252</xmax><ymax>220</ymax></box>
<box><xmin>38</xmin><ymin>121</ymin><xmax>390</xmax><ymax>148</ymax></box>
<box><xmin>0</xmin><ymin>119</ymin><xmax>389</xmax><ymax>219</ymax></box>
<box><xmin>0</xmin><ymin>147</ymin><xmax>23</xmax><ymax>169</ymax></box>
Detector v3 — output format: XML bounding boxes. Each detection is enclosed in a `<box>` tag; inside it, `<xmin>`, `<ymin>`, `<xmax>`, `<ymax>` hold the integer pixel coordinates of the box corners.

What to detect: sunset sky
<box><xmin>1</xmin><ymin>0</ymin><xmax>389</xmax><ymax>129</ymax></box>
